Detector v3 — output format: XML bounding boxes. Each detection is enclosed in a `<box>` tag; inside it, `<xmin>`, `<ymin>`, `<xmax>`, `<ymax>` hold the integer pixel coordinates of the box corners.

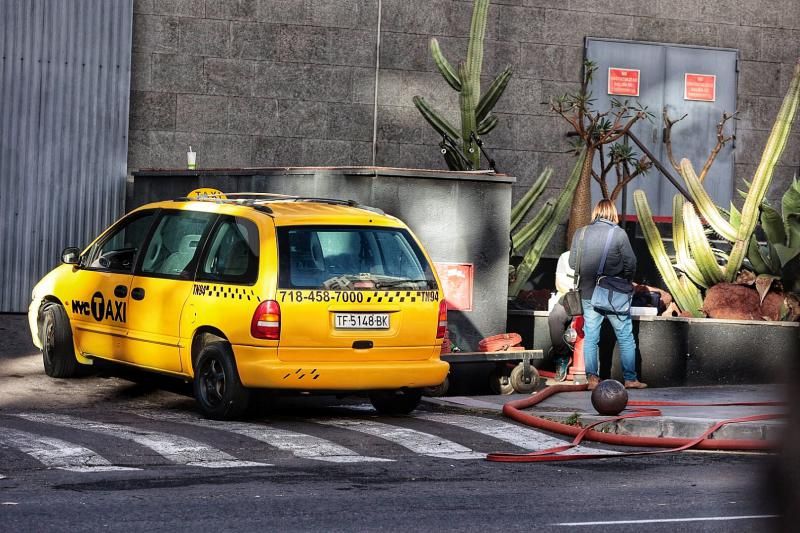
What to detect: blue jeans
<box><xmin>581</xmin><ymin>299</ymin><xmax>638</xmax><ymax>382</ymax></box>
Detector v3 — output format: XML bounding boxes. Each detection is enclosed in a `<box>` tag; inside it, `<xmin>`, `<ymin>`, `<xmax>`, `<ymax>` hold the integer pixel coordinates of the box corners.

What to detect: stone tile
<box><xmin>569</xmin><ymin>0</ymin><xmax>663</xmax><ymax>19</ymax></box>
<box><xmin>352</xmin><ymin>66</ymin><xmax>378</xmax><ymax>104</ymax></box>
<box><xmin>376</xmin><ymin>104</ymin><xmax>440</xmax><ymax>145</ymax></box>
<box><xmin>490</xmin><ymin>76</ymin><xmax>542</xmax><ymax>115</ymax></box>
<box><xmin>205</xmin><ymin>0</ymin><xmax>258</xmax><ymax>20</ymax></box>
<box><xmin>275</xmin><ymin>99</ymin><xmax>329</xmax><ymax>138</ymax></box>
<box><xmin>716</xmin><ymin>24</ymin><xmax>761</xmax><ymax>61</ymax></box>
<box><xmin>256</xmin><ymin>0</ymin><xmax>310</xmax><ymax>24</ymax></box>
<box><xmin>761</xmin><ymin>28</ymin><xmax>800</xmax><ymax>63</ymax></box>
<box><xmin>130</xmin><ymin>91</ymin><xmax>177</xmax><ymax>130</ymax></box>
<box><xmin>309</xmin><ymin>0</ymin><xmax>378</xmax><ymax>29</ymax></box>
<box><xmin>254</xmin><ymin>136</ymin><xmax>372</xmax><ymax>166</ymax></box>
<box><xmin>738</xmin><ymin>61</ymin><xmax>782</xmax><ymax>97</ymax></box>
<box><xmin>133</xmin><ymin>0</ymin><xmax>154</xmax><ymax>15</ymax></box>
<box><xmin>482</xmin><ymin>40</ymin><xmax>522</xmax><ymax>77</ymax></box>
<box><xmin>132</xmin><ymin>15</ymin><xmax>179</xmax><ymax>54</ymax></box>
<box><xmin>174</xmin><ymin>132</ymin><xmax>255</xmax><ymax>167</ymax></box>
<box><xmin>379</xmin><ymin>31</ymin><xmax>445</xmax><ymax>73</ymax></box>
<box><xmin>326</xmin><ymin>103</ymin><xmax>375</xmax><ymax>141</ymax></box>
<box><xmin>520</xmin><ymin>43</ymin><xmax>583</xmax><ymax>82</ymax></box>
<box><xmin>227</xmin><ymin>97</ymin><xmax>279</xmax><ymax>136</ymax></box>
<box><xmin>130</xmin><ymin>52</ymin><xmax>151</xmax><ymax>91</ymax></box>
<box><xmin>632</xmin><ymin>16</ymin><xmax>719</xmax><ymax>47</ymax></box>
<box><xmin>374</xmin><ymin>141</ymin><xmax>447</xmax><ymax>170</ymax></box>
<box><xmin>736</xmin><ymin>0</ymin><xmax>779</xmax><ymax>28</ymax></box>
<box><xmin>490</xmin><ymin>5</ymin><xmax>545</xmax><ymax>44</ymax></box>
<box><xmin>178</xmin><ymin>17</ymin><xmax>230</xmax><ymax>57</ymax></box>
<box><xmin>205</xmin><ymin>58</ymin><xmax>255</xmax><ymax>95</ymax></box>
<box><xmin>515</xmin><ymin>114</ymin><xmax>573</xmax><ymax>152</ymax></box>
<box><xmin>230</xmin><ymin>22</ymin><xmax>281</xmax><ymax>60</ymax></box>
<box><xmin>479</xmin><ymin>112</ymin><xmax>516</xmax><ymax>152</ymax></box>
<box><xmin>152</xmin><ymin>0</ymin><xmax>205</xmax><ymax>17</ymax></box>
<box><xmin>544</xmin><ymin>9</ymin><xmax>635</xmax><ymax>46</ymax></box>
<box><xmin>696</xmin><ymin>0</ymin><xmax>739</xmax><ymax>26</ymax></box>
<box><xmin>151</xmin><ymin>53</ymin><xmax>205</xmax><ymax>93</ymax></box>
<box><xmin>381</xmin><ymin>0</ymin><xmax>451</xmax><ymax>36</ymax></box>
<box><xmin>278</xmin><ymin>26</ymin><xmax>376</xmax><ymax>67</ymax></box>
<box><xmin>127</xmin><ymin>129</ymin><xmax>152</xmax><ymax>170</ymax></box>
<box><xmin>176</xmin><ymin>94</ymin><xmax>230</xmax><ymax>133</ymax></box>
<box><xmin>147</xmin><ymin>130</ymin><xmax>184</xmax><ymax>167</ymax></box>
<box><xmin>376</xmin><ymin>69</ymin><xmax>459</xmax><ymax>113</ymax></box>
<box><xmin>254</xmin><ymin>62</ymin><xmax>355</xmax><ymax>102</ymax></box>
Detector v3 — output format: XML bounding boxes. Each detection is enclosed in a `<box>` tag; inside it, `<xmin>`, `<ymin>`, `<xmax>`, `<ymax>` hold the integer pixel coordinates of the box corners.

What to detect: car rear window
<box><xmin>277</xmin><ymin>226</ymin><xmax>437</xmax><ymax>290</ymax></box>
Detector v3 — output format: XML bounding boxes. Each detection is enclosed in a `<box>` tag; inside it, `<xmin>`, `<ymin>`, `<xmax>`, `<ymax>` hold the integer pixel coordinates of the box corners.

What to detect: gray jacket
<box><xmin>568</xmin><ymin>219</ymin><xmax>637</xmax><ymax>299</ymax></box>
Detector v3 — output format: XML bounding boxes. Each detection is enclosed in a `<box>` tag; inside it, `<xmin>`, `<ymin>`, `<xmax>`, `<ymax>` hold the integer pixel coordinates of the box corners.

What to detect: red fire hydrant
<box><xmin>570</xmin><ymin>315</ymin><xmax>587</xmax><ymax>385</ymax></box>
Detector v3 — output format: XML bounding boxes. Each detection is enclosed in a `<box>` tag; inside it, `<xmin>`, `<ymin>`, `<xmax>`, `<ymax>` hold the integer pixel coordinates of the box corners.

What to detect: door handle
<box><xmin>131</xmin><ymin>288</ymin><xmax>145</xmax><ymax>301</ymax></box>
<box><xmin>114</xmin><ymin>285</ymin><xmax>128</xmax><ymax>298</ymax></box>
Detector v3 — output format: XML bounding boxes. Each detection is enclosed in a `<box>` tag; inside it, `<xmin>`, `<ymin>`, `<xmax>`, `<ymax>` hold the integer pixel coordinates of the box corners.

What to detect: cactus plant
<box><xmin>413</xmin><ymin>0</ymin><xmax>512</xmax><ymax>171</ymax></box>
<box><xmin>633</xmin><ymin>60</ymin><xmax>800</xmax><ymax>314</ymax></box>
<box><xmin>510</xmin><ymin>149</ymin><xmax>587</xmax><ymax>295</ymax></box>
<box><xmin>748</xmin><ymin>178</ymin><xmax>800</xmax><ymax>294</ymax></box>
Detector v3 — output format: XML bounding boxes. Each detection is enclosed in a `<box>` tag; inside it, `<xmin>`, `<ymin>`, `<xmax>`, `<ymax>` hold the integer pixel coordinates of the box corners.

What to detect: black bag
<box><xmin>590</xmin><ymin>226</ymin><xmax>634</xmax><ymax>314</ymax></box>
<box><xmin>563</xmin><ymin>227</ymin><xmax>587</xmax><ymax>317</ymax></box>
<box><xmin>562</xmin><ymin>289</ymin><xmax>583</xmax><ymax>317</ymax></box>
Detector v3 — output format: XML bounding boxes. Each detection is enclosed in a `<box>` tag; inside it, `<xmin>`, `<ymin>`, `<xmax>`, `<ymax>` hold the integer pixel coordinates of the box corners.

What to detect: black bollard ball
<box><xmin>590</xmin><ymin>379</ymin><xmax>628</xmax><ymax>416</ymax></box>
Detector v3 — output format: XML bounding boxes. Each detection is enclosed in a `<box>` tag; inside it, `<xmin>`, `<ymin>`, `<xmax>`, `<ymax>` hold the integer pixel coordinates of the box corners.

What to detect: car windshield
<box><xmin>277</xmin><ymin>226</ymin><xmax>437</xmax><ymax>290</ymax></box>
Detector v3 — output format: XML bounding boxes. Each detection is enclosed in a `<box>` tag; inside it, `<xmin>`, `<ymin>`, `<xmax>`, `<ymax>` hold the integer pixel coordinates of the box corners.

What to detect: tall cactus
<box><xmin>412</xmin><ymin>0</ymin><xmax>512</xmax><ymax>171</ymax></box>
<box><xmin>510</xmin><ymin>149</ymin><xmax>587</xmax><ymax>295</ymax></box>
<box><xmin>633</xmin><ymin>60</ymin><xmax>800</xmax><ymax>313</ymax></box>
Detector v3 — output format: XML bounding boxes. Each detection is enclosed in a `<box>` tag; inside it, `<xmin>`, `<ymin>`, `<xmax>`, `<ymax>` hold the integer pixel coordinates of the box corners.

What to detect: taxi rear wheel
<box><xmin>369</xmin><ymin>389</ymin><xmax>422</xmax><ymax>415</ymax></box>
<box><xmin>41</xmin><ymin>304</ymin><xmax>80</xmax><ymax>378</ymax></box>
<box><xmin>194</xmin><ymin>342</ymin><xmax>250</xmax><ymax>420</ymax></box>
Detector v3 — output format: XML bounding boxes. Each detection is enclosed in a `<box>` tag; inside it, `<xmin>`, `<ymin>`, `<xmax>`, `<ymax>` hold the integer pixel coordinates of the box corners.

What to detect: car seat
<box><xmin>160</xmin><ymin>234</ymin><xmax>201</xmax><ymax>274</ymax></box>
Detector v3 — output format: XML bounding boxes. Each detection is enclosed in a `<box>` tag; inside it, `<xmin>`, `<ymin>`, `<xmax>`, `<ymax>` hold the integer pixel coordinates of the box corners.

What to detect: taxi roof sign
<box><xmin>187</xmin><ymin>188</ymin><xmax>227</xmax><ymax>200</ymax></box>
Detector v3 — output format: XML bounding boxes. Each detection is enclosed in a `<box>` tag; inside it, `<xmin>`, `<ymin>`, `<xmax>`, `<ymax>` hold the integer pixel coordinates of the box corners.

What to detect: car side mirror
<box><xmin>61</xmin><ymin>247</ymin><xmax>80</xmax><ymax>265</ymax></box>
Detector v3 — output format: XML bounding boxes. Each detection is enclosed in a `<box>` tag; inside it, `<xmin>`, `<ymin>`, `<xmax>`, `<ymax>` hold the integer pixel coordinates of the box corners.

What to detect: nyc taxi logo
<box><xmin>71</xmin><ymin>291</ymin><xmax>127</xmax><ymax>323</ymax></box>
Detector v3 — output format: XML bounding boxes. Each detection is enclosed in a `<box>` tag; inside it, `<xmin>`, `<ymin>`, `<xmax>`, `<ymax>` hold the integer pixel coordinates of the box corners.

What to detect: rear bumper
<box><xmin>233</xmin><ymin>344</ymin><xmax>449</xmax><ymax>390</ymax></box>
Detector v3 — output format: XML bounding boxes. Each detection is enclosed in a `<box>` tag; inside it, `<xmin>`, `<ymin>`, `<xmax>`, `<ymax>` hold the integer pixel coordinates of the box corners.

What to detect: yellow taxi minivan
<box><xmin>28</xmin><ymin>190</ymin><xmax>449</xmax><ymax>419</ymax></box>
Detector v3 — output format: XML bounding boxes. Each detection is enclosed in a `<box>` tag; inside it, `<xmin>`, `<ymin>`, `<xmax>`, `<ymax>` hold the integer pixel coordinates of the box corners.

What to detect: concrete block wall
<box><xmin>129</xmin><ymin>0</ymin><xmax>800</xmax><ymax>252</ymax></box>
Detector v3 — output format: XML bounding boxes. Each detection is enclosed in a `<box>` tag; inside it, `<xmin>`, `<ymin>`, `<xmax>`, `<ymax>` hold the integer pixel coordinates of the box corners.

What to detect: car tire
<box><xmin>41</xmin><ymin>304</ymin><xmax>81</xmax><ymax>378</ymax></box>
<box><xmin>369</xmin><ymin>389</ymin><xmax>423</xmax><ymax>415</ymax></box>
<box><xmin>193</xmin><ymin>342</ymin><xmax>250</xmax><ymax>420</ymax></box>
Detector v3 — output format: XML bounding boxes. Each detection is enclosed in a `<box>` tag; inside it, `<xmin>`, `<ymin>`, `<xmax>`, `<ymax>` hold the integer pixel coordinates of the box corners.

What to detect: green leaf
<box><xmin>761</xmin><ymin>202</ymin><xmax>786</xmax><ymax>245</ymax></box>
<box><xmin>430</xmin><ymin>39</ymin><xmax>461</xmax><ymax>92</ymax></box>
<box><xmin>476</xmin><ymin>66</ymin><xmax>512</xmax><ymax>123</ymax></box>
<box><xmin>413</xmin><ymin>96</ymin><xmax>460</xmax><ymax>141</ymax></box>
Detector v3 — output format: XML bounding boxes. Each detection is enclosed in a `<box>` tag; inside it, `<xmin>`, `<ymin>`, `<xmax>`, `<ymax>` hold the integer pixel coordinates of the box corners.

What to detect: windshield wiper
<box><xmin>375</xmin><ymin>278</ymin><xmax>433</xmax><ymax>289</ymax></box>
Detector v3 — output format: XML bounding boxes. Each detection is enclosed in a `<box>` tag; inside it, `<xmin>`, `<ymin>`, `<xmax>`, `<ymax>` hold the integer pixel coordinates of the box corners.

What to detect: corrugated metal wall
<box><xmin>0</xmin><ymin>0</ymin><xmax>133</xmax><ymax>312</ymax></box>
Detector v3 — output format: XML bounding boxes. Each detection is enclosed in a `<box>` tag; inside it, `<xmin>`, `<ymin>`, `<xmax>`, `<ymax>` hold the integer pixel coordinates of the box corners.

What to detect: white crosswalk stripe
<box><xmin>311</xmin><ymin>418</ymin><xmax>484</xmax><ymax>460</ymax></box>
<box><xmin>14</xmin><ymin>413</ymin><xmax>269</xmax><ymax>468</ymax></box>
<box><xmin>413</xmin><ymin>413</ymin><xmax>618</xmax><ymax>455</ymax></box>
<box><xmin>136</xmin><ymin>411</ymin><xmax>393</xmax><ymax>463</ymax></box>
<box><xmin>0</xmin><ymin>427</ymin><xmax>139</xmax><ymax>472</ymax></box>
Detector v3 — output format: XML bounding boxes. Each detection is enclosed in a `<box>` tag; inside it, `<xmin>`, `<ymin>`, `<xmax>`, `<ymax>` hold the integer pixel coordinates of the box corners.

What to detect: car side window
<box><xmin>139</xmin><ymin>210</ymin><xmax>217</xmax><ymax>278</ymax></box>
<box><xmin>84</xmin><ymin>210</ymin><xmax>158</xmax><ymax>273</ymax></box>
<box><xmin>197</xmin><ymin>216</ymin><xmax>259</xmax><ymax>285</ymax></box>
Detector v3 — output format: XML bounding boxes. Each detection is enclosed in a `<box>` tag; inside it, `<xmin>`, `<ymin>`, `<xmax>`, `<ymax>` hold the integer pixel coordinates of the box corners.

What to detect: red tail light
<box><xmin>251</xmin><ymin>300</ymin><xmax>281</xmax><ymax>340</ymax></box>
<box><xmin>436</xmin><ymin>300</ymin><xmax>447</xmax><ymax>339</ymax></box>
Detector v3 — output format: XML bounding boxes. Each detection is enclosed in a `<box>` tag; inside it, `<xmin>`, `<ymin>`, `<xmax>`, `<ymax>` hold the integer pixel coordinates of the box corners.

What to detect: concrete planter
<box><xmin>507</xmin><ymin>310</ymin><xmax>799</xmax><ymax>387</ymax></box>
<box><xmin>130</xmin><ymin>166</ymin><xmax>515</xmax><ymax>353</ymax></box>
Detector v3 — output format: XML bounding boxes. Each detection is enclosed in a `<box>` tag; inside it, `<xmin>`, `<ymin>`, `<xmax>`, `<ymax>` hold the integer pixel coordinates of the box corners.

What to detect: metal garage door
<box><xmin>0</xmin><ymin>0</ymin><xmax>133</xmax><ymax>312</ymax></box>
<box><xmin>586</xmin><ymin>38</ymin><xmax>738</xmax><ymax>217</ymax></box>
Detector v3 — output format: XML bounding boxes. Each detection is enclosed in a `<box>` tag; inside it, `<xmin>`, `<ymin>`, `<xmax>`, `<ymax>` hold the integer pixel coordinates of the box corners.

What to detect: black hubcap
<box><xmin>200</xmin><ymin>358</ymin><xmax>226</xmax><ymax>407</ymax></box>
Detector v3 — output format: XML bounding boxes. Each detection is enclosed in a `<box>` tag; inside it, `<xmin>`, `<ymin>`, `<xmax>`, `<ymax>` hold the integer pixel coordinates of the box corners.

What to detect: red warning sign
<box><xmin>608</xmin><ymin>68</ymin><xmax>640</xmax><ymax>97</ymax></box>
<box><xmin>684</xmin><ymin>73</ymin><xmax>716</xmax><ymax>102</ymax></box>
<box><xmin>434</xmin><ymin>262</ymin><xmax>474</xmax><ymax>312</ymax></box>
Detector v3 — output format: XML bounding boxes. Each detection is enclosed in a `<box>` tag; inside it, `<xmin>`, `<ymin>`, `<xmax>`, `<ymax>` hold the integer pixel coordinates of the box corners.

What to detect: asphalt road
<box><xmin>0</xmin><ymin>314</ymin><xmax>783</xmax><ymax>532</ymax></box>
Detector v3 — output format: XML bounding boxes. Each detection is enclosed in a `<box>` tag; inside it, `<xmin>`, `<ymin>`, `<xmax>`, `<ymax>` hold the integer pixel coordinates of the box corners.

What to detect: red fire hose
<box><xmin>486</xmin><ymin>383</ymin><xmax>785</xmax><ymax>462</ymax></box>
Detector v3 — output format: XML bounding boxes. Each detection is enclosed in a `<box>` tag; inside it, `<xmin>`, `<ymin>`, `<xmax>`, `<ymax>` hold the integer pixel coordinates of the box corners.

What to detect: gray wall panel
<box><xmin>0</xmin><ymin>0</ymin><xmax>133</xmax><ymax>312</ymax></box>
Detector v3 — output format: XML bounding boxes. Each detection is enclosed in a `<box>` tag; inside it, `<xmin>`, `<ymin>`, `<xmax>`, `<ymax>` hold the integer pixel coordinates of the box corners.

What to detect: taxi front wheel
<box><xmin>41</xmin><ymin>304</ymin><xmax>80</xmax><ymax>378</ymax></box>
<box><xmin>369</xmin><ymin>389</ymin><xmax>422</xmax><ymax>415</ymax></box>
<box><xmin>194</xmin><ymin>342</ymin><xmax>250</xmax><ymax>420</ymax></box>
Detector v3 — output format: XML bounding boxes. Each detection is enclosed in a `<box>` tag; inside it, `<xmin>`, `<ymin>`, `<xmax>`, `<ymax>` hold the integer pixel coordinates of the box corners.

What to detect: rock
<box><xmin>760</xmin><ymin>291</ymin><xmax>784</xmax><ymax>321</ymax></box>
<box><xmin>703</xmin><ymin>283</ymin><xmax>762</xmax><ymax>320</ymax></box>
